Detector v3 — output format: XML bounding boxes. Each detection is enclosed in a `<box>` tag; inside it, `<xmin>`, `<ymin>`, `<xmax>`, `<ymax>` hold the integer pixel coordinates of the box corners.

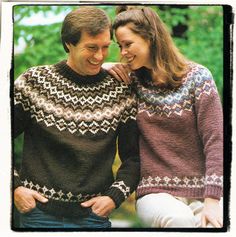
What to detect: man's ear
<box><xmin>66</xmin><ymin>43</ymin><xmax>71</xmax><ymax>52</ymax></box>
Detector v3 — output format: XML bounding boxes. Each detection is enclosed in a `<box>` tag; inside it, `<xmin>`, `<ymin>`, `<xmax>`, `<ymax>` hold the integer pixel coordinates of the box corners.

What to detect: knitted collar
<box><xmin>54</xmin><ymin>60</ymin><xmax>107</xmax><ymax>85</ymax></box>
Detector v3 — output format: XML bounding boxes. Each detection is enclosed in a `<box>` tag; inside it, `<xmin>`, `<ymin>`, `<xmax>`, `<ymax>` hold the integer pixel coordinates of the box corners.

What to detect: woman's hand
<box><xmin>201</xmin><ymin>198</ymin><xmax>223</xmax><ymax>227</ymax></box>
<box><xmin>102</xmin><ymin>62</ymin><xmax>132</xmax><ymax>84</ymax></box>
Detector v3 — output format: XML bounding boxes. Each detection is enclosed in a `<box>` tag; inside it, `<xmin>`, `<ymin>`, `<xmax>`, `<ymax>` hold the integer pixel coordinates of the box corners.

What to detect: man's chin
<box><xmin>88</xmin><ymin>68</ymin><xmax>101</xmax><ymax>75</ymax></box>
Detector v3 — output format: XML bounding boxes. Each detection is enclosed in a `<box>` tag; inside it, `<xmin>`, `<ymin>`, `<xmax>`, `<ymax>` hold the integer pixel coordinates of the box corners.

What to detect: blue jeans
<box><xmin>19</xmin><ymin>207</ymin><xmax>111</xmax><ymax>228</ymax></box>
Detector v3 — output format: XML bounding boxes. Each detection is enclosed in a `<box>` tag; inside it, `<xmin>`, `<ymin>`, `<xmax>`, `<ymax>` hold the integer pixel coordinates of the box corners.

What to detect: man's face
<box><xmin>66</xmin><ymin>29</ymin><xmax>111</xmax><ymax>76</ymax></box>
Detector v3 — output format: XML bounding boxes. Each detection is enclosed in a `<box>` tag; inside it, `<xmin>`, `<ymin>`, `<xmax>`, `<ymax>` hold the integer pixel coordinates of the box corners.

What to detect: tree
<box><xmin>14</xmin><ymin>5</ymin><xmax>223</xmax><ymax>98</ymax></box>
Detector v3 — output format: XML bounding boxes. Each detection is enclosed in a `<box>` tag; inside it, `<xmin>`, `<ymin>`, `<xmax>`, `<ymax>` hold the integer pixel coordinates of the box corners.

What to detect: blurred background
<box><xmin>13</xmin><ymin>4</ymin><xmax>223</xmax><ymax>228</ymax></box>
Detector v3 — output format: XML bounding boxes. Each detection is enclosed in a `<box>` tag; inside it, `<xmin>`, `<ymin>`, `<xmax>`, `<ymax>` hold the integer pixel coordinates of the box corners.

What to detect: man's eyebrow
<box><xmin>84</xmin><ymin>43</ymin><xmax>96</xmax><ymax>46</ymax></box>
<box><xmin>85</xmin><ymin>42</ymin><xmax>111</xmax><ymax>46</ymax></box>
<box><xmin>105</xmin><ymin>41</ymin><xmax>112</xmax><ymax>46</ymax></box>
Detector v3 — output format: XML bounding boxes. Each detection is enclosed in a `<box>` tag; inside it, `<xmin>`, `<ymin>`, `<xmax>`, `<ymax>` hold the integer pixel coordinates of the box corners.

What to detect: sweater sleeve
<box><xmin>194</xmin><ymin>66</ymin><xmax>223</xmax><ymax>200</ymax></box>
<box><xmin>103</xmin><ymin>90</ymin><xmax>140</xmax><ymax>208</ymax></box>
<box><xmin>14</xmin><ymin>72</ymin><xmax>32</xmax><ymax>137</ymax></box>
<box><xmin>13</xmin><ymin>72</ymin><xmax>32</xmax><ymax>189</ymax></box>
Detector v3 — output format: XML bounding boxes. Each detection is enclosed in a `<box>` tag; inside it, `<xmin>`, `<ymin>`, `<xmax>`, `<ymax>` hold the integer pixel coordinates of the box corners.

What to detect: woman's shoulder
<box><xmin>186</xmin><ymin>61</ymin><xmax>213</xmax><ymax>81</ymax></box>
<box><xmin>185</xmin><ymin>61</ymin><xmax>218</xmax><ymax>97</ymax></box>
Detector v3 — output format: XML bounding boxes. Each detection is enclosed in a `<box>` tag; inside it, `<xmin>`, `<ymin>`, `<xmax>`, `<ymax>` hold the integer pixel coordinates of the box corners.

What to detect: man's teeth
<box><xmin>89</xmin><ymin>61</ymin><xmax>100</xmax><ymax>65</ymax></box>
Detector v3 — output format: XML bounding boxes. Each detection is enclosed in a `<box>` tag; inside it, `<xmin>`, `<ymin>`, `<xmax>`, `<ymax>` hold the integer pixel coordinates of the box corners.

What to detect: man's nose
<box><xmin>93</xmin><ymin>49</ymin><xmax>104</xmax><ymax>61</ymax></box>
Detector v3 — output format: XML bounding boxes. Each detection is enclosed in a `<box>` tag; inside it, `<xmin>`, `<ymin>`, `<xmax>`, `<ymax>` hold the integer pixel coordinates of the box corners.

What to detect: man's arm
<box><xmin>13</xmin><ymin>74</ymin><xmax>32</xmax><ymax>189</ymax></box>
<box><xmin>82</xmin><ymin>92</ymin><xmax>140</xmax><ymax>217</ymax></box>
<box><xmin>81</xmin><ymin>119</ymin><xmax>140</xmax><ymax>217</ymax></box>
<box><xmin>14</xmin><ymin>72</ymin><xmax>48</xmax><ymax>212</ymax></box>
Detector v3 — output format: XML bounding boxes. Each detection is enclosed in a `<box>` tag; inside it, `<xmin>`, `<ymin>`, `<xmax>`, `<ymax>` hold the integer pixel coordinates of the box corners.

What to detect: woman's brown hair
<box><xmin>113</xmin><ymin>6</ymin><xmax>189</xmax><ymax>88</ymax></box>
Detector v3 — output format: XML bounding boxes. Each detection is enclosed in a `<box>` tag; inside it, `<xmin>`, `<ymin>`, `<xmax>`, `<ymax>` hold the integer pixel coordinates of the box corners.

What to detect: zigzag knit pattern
<box><xmin>14</xmin><ymin>64</ymin><xmax>137</xmax><ymax>135</ymax></box>
<box><xmin>135</xmin><ymin>62</ymin><xmax>223</xmax><ymax>200</ymax></box>
<box><xmin>13</xmin><ymin>61</ymin><xmax>140</xmax><ymax>217</ymax></box>
<box><xmin>135</xmin><ymin>63</ymin><xmax>218</xmax><ymax>117</ymax></box>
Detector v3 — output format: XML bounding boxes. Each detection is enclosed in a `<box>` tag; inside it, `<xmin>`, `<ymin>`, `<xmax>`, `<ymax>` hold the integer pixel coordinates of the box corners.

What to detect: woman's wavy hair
<box><xmin>113</xmin><ymin>6</ymin><xmax>189</xmax><ymax>88</ymax></box>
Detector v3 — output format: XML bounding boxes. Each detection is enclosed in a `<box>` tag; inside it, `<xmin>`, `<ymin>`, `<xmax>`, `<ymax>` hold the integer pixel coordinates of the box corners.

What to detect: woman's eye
<box><xmin>117</xmin><ymin>42</ymin><xmax>132</xmax><ymax>51</ymax></box>
<box><xmin>124</xmin><ymin>43</ymin><xmax>132</xmax><ymax>48</ymax></box>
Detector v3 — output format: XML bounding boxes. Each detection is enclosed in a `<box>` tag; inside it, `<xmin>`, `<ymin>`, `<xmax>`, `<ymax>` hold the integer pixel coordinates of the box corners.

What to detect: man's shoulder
<box><xmin>102</xmin><ymin>68</ymin><xmax>133</xmax><ymax>91</ymax></box>
<box><xmin>15</xmin><ymin>64</ymin><xmax>57</xmax><ymax>87</ymax></box>
<box><xmin>25</xmin><ymin>64</ymin><xmax>54</xmax><ymax>74</ymax></box>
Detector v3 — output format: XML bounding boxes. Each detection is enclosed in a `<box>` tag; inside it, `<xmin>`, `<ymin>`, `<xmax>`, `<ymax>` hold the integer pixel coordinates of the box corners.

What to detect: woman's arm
<box><xmin>193</xmin><ymin>65</ymin><xmax>223</xmax><ymax>227</ymax></box>
<box><xmin>201</xmin><ymin>198</ymin><xmax>223</xmax><ymax>227</ymax></box>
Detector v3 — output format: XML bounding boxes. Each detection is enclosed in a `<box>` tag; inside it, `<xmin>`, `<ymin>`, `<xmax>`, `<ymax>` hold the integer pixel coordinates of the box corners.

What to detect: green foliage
<box><xmin>174</xmin><ymin>6</ymin><xmax>223</xmax><ymax>96</ymax></box>
<box><xmin>155</xmin><ymin>6</ymin><xmax>223</xmax><ymax>98</ymax></box>
<box><xmin>14</xmin><ymin>6</ymin><xmax>76</xmax><ymax>77</ymax></box>
<box><xmin>13</xmin><ymin>5</ymin><xmax>224</xmax><ymax>227</ymax></box>
<box><xmin>14</xmin><ymin>5</ymin><xmax>223</xmax><ymax>97</ymax></box>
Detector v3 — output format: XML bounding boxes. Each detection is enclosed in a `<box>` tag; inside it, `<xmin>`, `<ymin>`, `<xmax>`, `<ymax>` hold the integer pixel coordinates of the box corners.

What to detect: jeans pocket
<box><xmin>23</xmin><ymin>207</ymin><xmax>37</xmax><ymax>216</ymax></box>
<box><xmin>89</xmin><ymin>209</ymin><xmax>108</xmax><ymax>221</ymax></box>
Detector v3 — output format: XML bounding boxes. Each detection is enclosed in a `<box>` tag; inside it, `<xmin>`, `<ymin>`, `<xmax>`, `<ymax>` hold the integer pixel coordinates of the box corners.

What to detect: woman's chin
<box><xmin>130</xmin><ymin>64</ymin><xmax>141</xmax><ymax>71</ymax></box>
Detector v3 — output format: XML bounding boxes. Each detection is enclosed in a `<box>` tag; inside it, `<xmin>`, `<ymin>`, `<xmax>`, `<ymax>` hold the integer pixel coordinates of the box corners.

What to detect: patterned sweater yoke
<box><xmin>13</xmin><ymin>60</ymin><xmax>140</xmax><ymax>218</ymax></box>
<box><xmin>135</xmin><ymin>62</ymin><xmax>223</xmax><ymax>200</ymax></box>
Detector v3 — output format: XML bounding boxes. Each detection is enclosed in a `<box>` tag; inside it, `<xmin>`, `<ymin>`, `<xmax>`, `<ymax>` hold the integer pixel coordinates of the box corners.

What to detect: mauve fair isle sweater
<box><xmin>134</xmin><ymin>62</ymin><xmax>223</xmax><ymax>200</ymax></box>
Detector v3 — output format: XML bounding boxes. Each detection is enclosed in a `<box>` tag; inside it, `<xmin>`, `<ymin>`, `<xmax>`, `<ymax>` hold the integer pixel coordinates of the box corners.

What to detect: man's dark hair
<box><xmin>61</xmin><ymin>7</ymin><xmax>112</xmax><ymax>53</ymax></box>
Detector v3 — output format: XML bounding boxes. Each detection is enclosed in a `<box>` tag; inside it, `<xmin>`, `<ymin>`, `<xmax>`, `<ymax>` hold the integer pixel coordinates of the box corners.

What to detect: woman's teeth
<box><xmin>127</xmin><ymin>57</ymin><xmax>135</xmax><ymax>63</ymax></box>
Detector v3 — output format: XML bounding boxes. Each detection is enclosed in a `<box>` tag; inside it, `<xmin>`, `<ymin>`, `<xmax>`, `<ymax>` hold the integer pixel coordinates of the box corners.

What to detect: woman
<box><xmin>104</xmin><ymin>6</ymin><xmax>223</xmax><ymax>228</ymax></box>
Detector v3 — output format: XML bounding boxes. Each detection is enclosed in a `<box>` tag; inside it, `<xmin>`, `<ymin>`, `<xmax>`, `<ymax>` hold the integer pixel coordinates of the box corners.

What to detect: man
<box><xmin>13</xmin><ymin>6</ymin><xmax>140</xmax><ymax>228</ymax></box>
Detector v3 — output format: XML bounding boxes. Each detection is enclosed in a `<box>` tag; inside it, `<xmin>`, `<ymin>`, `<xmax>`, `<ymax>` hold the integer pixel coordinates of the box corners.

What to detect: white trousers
<box><xmin>136</xmin><ymin>193</ymin><xmax>223</xmax><ymax>228</ymax></box>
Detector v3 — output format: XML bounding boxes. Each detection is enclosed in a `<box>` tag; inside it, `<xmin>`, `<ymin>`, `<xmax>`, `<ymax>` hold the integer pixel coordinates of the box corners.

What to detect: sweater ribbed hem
<box><xmin>136</xmin><ymin>186</ymin><xmax>222</xmax><ymax>200</ymax></box>
<box><xmin>36</xmin><ymin>200</ymin><xmax>90</xmax><ymax>218</ymax></box>
<box><xmin>204</xmin><ymin>185</ymin><xmax>223</xmax><ymax>200</ymax></box>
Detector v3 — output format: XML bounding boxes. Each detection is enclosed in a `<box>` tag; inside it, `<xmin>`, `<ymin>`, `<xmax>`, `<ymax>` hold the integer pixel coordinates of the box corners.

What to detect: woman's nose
<box><xmin>121</xmin><ymin>48</ymin><xmax>128</xmax><ymax>56</ymax></box>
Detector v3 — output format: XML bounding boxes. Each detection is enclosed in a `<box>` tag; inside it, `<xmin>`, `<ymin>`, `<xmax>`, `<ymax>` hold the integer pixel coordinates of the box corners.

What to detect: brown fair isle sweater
<box><xmin>13</xmin><ymin>60</ymin><xmax>140</xmax><ymax>218</ymax></box>
<box><xmin>134</xmin><ymin>62</ymin><xmax>223</xmax><ymax>200</ymax></box>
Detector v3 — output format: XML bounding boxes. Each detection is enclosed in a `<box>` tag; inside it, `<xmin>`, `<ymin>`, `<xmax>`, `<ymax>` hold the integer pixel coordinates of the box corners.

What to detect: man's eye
<box><xmin>87</xmin><ymin>46</ymin><xmax>97</xmax><ymax>51</ymax></box>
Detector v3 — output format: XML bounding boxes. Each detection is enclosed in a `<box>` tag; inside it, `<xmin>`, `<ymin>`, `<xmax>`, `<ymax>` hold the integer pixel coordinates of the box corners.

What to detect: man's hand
<box><xmin>81</xmin><ymin>196</ymin><xmax>116</xmax><ymax>218</ymax></box>
<box><xmin>14</xmin><ymin>186</ymin><xmax>48</xmax><ymax>213</ymax></box>
<box><xmin>201</xmin><ymin>198</ymin><xmax>223</xmax><ymax>227</ymax></box>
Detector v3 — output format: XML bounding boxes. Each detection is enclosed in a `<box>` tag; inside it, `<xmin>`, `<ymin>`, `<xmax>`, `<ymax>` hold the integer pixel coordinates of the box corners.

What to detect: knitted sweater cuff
<box><xmin>103</xmin><ymin>187</ymin><xmax>126</xmax><ymax>208</ymax></box>
<box><xmin>204</xmin><ymin>185</ymin><xmax>223</xmax><ymax>200</ymax></box>
<box><xmin>13</xmin><ymin>175</ymin><xmax>22</xmax><ymax>190</ymax></box>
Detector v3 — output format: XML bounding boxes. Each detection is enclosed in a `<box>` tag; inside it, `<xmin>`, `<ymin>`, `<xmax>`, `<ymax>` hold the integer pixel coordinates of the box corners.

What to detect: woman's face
<box><xmin>115</xmin><ymin>25</ymin><xmax>152</xmax><ymax>70</ymax></box>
